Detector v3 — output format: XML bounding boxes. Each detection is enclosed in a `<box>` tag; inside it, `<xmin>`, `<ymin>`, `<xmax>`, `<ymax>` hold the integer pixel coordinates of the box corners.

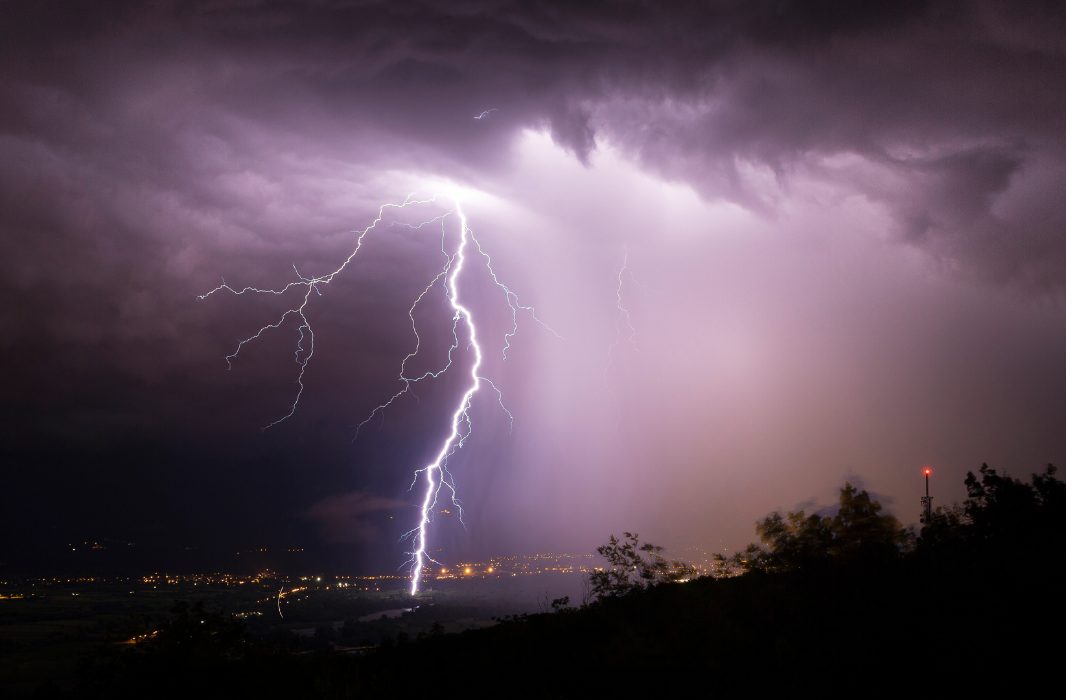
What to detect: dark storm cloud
<box><xmin>307</xmin><ymin>491</ymin><xmax>409</xmax><ymax>544</ymax></box>
<box><xmin>0</xmin><ymin>0</ymin><xmax>1064</xmax><ymax>299</ymax></box>
<box><xmin>0</xmin><ymin>0</ymin><xmax>1063</xmax><ymax>570</ymax></box>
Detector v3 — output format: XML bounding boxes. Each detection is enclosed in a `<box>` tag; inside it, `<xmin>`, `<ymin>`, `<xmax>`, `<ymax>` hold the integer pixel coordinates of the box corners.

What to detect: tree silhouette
<box><xmin>919</xmin><ymin>463</ymin><xmax>1063</xmax><ymax>561</ymax></box>
<box><xmin>589</xmin><ymin>532</ymin><xmax>692</xmax><ymax>598</ymax></box>
<box><xmin>716</xmin><ymin>482</ymin><xmax>911</xmax><ymax>574</ymax></box>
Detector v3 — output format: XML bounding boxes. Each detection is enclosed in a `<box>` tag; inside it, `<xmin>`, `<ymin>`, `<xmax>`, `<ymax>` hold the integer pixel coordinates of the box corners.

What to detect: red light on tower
<box><xmin>921</xmin><ymin>466</ymin><xmax>933</xmax><ymax>524</ymax></box>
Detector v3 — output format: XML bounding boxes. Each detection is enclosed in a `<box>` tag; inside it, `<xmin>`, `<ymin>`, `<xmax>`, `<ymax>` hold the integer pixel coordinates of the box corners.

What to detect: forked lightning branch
<box><xmin>199</xmin><ymin>196</ymin><xmax>557</xmax><ymax>595</ymax></box>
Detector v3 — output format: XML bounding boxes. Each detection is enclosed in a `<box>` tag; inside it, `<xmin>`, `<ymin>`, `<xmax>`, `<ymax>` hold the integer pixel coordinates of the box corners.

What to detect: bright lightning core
<box><xmin>199</xmin><ymin>195</ymin><xmax>556</xmax><ymax>595</ymax></box>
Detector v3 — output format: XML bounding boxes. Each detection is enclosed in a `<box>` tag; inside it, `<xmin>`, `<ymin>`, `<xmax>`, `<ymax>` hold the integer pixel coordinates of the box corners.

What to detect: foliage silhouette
<box><xmin>715</xmin><ymin>482</ymin><xmax>913</xmax><ymax>575</ymax></box>
<box><xmin>589</xmin><ymin>532</ymin><xmax>692</xmax><ymax>598</ymax></box>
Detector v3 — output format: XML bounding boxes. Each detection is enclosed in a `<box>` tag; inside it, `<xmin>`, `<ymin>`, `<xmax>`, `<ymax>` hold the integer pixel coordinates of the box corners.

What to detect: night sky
<box><xmin>0</xmin><ymin>1</ymin><xmax>1064</xmax><ymax>574</ymax></box>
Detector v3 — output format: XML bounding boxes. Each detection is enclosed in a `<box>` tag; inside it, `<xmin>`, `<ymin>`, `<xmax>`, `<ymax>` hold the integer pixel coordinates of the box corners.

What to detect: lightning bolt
<box><xmin>473</xmin><ymin>108</ymin><xmax>499</xmax><ymax>120</ymax></box>
<box><xmin>199</xmin><ymin>195</ymin><xmax>556</xmax><ymax>595</ymax></box>
<box><xmin>607</xmin><ymin>245</ymin><xmax>638</xmax><ymax>370</ymax></box>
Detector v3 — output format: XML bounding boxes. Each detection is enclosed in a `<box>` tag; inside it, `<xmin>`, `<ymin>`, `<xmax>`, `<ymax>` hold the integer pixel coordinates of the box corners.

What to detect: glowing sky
<box><xmin>0</xmin><ymin>1</ymin><xmax>1063</xmax><ymax>571</ymax></box>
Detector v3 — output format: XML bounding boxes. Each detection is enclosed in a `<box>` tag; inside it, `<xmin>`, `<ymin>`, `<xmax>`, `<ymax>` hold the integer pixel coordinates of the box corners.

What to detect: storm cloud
<box><xmin>0</xmin><ymin>1</ymin><xmax>1063</xmax><ymax>572</ymax></box>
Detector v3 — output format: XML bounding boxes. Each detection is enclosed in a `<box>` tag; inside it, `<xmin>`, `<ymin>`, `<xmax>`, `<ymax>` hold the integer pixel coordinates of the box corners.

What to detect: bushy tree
<box><xmin>716</xmin><ymin>483</ymin><xmax>911</xmax><ymax>575</ymax></box>
<box><xmin>589</xmin><ymin>532</ymin><xmax>692</xmax><ymax>599</ymax></box>
<box><xmin>919</xmin><ymin>463</ymin><xmax>1063</xmax><ymax>559</ymax></box>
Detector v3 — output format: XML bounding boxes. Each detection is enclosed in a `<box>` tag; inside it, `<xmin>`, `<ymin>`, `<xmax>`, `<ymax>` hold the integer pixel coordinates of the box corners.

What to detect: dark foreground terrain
<box><xmin>60</xmin><ymin>563</ymin><xmax>1058</xmax><ymax>698</ymax></box>
<box><xmin>15</xmin><ymin>465</ymin><xmax>1064</xmax><ymax>698</ymax></box>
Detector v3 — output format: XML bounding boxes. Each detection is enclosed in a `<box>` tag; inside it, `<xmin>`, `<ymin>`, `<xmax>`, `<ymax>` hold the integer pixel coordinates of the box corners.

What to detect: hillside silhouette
<box><xmin>64</xmin><ymin>464</ymin><xmax>1062</xmax><ymax>698</ymax></box>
